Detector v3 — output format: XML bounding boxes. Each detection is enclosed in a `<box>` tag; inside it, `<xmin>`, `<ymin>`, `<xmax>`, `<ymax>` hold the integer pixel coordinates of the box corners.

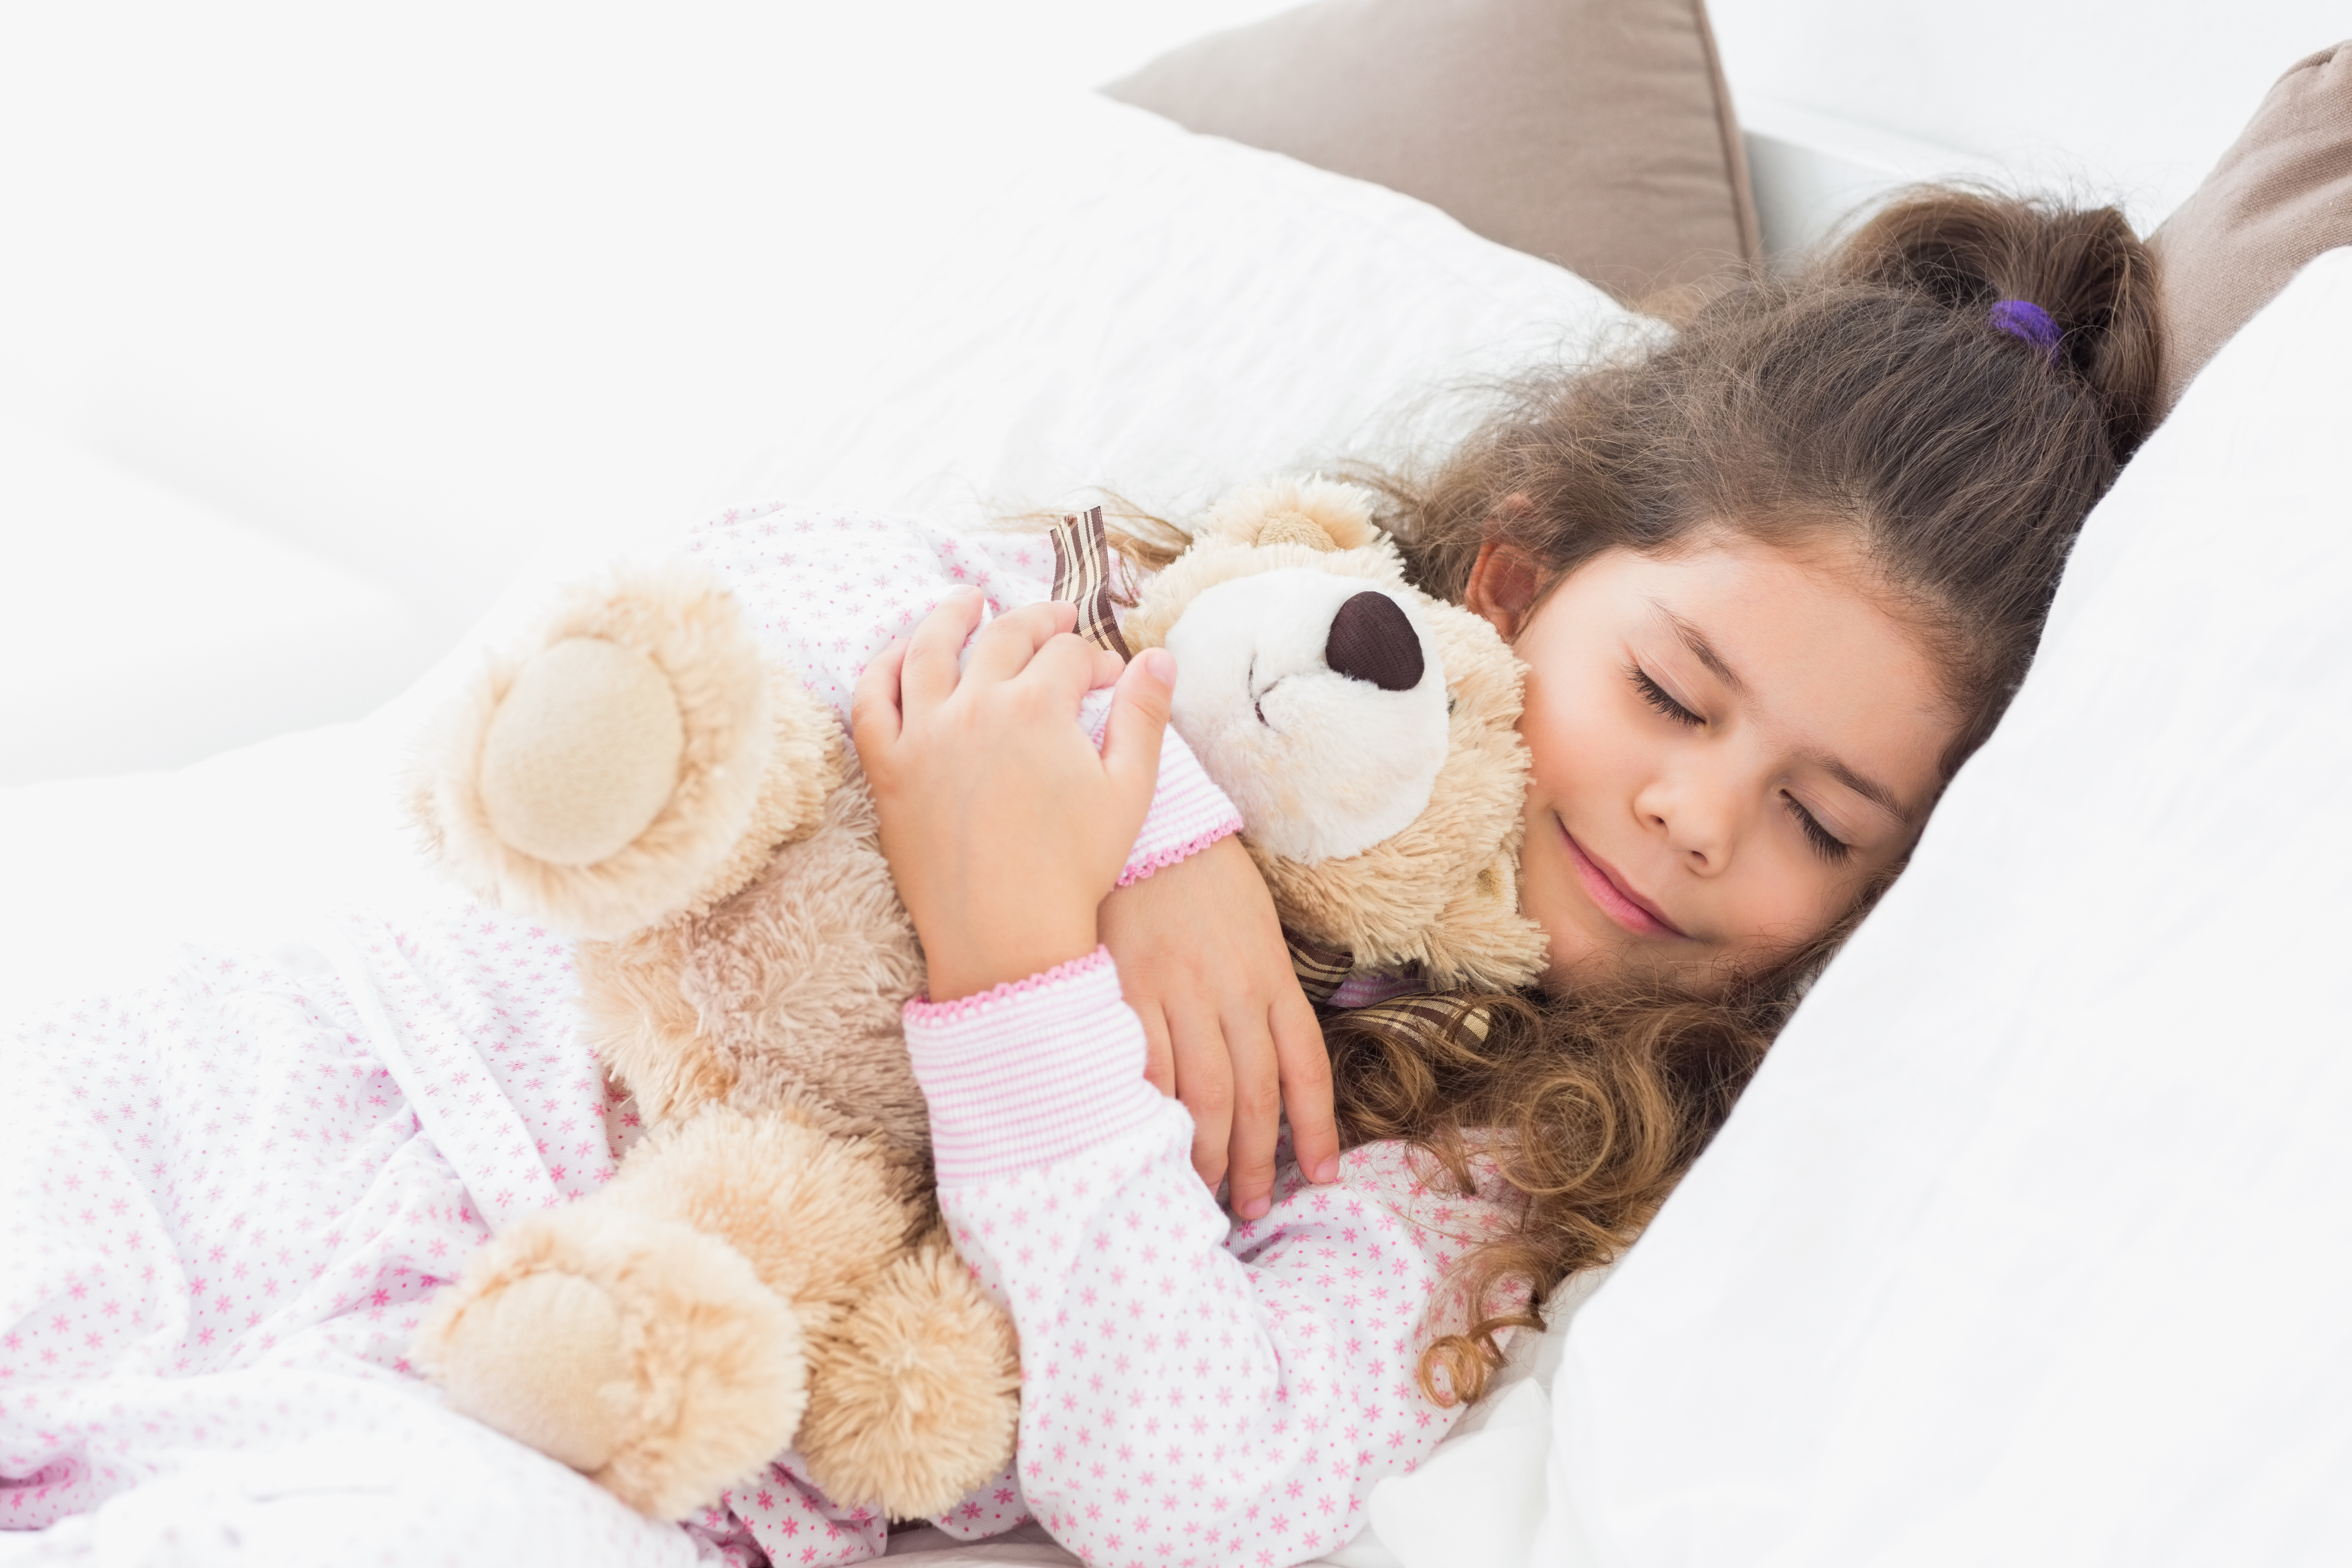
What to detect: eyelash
<box><xmin>1786</xmin><ymin>795</ymin><xmax>1852</xmax><ymax>864</ymax></box>
<box><xmin>1630</xmin><ymin>666</ymin><xmax>1853</xmax><ymax>864</ymax></box>
<box><xmin>1629</xmin><ymin>666</ymin><xmax>1702</xmax><ymax>727</ymax></box>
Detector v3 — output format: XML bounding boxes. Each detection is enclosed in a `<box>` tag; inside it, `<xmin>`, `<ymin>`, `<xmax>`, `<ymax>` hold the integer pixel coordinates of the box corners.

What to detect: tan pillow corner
<box><xmin>1103</xmin><ymin>0</ymin><xmax>1760</xmax><ymax>303</ymax></box>
<box><xmin>2149</xmin><ymin>40</ymin><xmax>2352</xmax><ymax>412</ymax></box>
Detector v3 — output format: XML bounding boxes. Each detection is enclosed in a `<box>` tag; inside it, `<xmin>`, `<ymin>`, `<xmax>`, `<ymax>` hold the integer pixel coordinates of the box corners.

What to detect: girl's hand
<box><xmin>852</xmin><ymin>591</ymin><xmax>1174</xmax><ymax>1003</ymax></box>
<box><xmin>1099</xmin><ymin>833</ymin><xmax>1341</xmax><ymax>1219</ymax></box>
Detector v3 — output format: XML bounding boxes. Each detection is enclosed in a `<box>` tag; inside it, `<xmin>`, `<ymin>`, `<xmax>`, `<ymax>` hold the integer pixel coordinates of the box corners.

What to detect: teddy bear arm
<box><xmin>796</xmin><ymin>1225</ymin><xmax>1022</xmax><ymax>1520</ymax></box>
<box><xmin>410</xmin><ymin>562</ymin><xmax>842</xmax><ymax>939</ymax></box>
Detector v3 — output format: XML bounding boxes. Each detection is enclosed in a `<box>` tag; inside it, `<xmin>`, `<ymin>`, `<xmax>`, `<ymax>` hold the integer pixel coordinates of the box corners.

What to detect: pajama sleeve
<box><xmin>685</xmin><ymin>501</ymin><xmax>1241</xmax><ymax>889</ymax></box>
<box><xmin>905</xmin><ymin>952</ymin><xmax>1521</xmax><ymax>1568</ymax></box>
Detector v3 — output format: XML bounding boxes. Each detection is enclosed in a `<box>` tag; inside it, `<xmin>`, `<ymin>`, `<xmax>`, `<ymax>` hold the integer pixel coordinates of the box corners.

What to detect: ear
<box><xmin>1464</xmin><ymin>539</ymin><xmax>1543</xmax><ymax>641</ymax></box>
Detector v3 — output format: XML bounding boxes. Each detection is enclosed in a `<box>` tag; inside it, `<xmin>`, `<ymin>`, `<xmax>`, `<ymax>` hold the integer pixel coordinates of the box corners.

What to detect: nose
<box><xmin>1324</xmin><ymin>591</ymin><xmax>1424</xmax><ymax>691</ymax></box>
<box><xmin>1636</xmin><ymin>771</ymin><xmax>1737</xmax><ymax>875</ymax></box>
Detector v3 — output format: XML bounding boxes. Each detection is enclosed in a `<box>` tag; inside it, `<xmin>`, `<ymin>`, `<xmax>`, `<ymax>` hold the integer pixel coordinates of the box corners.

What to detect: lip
<box><xmin>1559</xmin><ymin>822</ymin><xmax>1687</xmax><ymax>938</ymax></box>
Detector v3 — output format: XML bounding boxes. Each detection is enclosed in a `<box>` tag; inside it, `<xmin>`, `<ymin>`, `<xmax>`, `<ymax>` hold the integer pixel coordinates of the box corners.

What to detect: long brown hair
<box><xmin>1338</xmin><ymin>189</ymin><xmax>2163</xmax><ymax>1401</ymax></box>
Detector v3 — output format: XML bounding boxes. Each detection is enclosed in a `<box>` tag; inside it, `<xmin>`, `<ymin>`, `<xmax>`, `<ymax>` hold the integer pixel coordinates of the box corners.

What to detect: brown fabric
<box><xmin>1286</xmin><ymin>931</ymin><xmax>1494</xmax><ymax>1055</ymax></box>
<box><xmin>2149</xmin><ymin>41</ymin><xmax>2352</xmax><ymax>412</ymax></box>
<box><xmin>1344</xmin><ymin>991</ymin><xmax>1494</xmax><ymax>1049</ymax></box>
<box><xmin>1286</xmin><ymin>931</ymin><xmax>1359</xmax><ymax>1005</ymax></box>
<box><xmin>1103</xmin><ymin>0</ymin><xmax>1761</xmax><ymax>303</ymax></box>
<box><xmin>1047</xmin><ymin>505</ymin><xmax>1133</xmax><ymax>658</ymax></box>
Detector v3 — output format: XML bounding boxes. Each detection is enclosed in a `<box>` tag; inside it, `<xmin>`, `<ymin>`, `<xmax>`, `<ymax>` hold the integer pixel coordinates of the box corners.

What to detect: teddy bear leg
<box><xmin>421</xmin><ymin>1102</ymin><xmax>922</xmax><ymax>1518</ymax></box>
<box><xmin>796</xmin><ymin>1226</ymin><xmax>1022</xmax><ymax>1520</ymax></box>
<box><xmin>410</xmin><ymin>562</ymin><xmax>842</xmax><ymax>938</ymax></box>
<box><xmin>416</xmin><ymin>1189</ymin><xmax>808</xmax><ymax>1521</ymax></box>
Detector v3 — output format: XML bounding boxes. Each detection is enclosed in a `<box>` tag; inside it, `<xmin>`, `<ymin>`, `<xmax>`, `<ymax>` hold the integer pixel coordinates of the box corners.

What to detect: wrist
<box><xmin>921</xmin><ymin>914</ymin><xmax>1102</xmax><ymax>1003</ymax></box>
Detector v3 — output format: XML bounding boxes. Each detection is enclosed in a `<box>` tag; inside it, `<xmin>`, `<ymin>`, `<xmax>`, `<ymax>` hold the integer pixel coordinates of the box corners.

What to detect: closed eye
<box><xmin>1784</xmin><ymin>793</ymin><xmax>1852</xmax><ymax>864</ymax></box>
<box><xmin>1629</xmin><ymin>666</ymin><xmax>1702</xmax><ymax>727</ymax></box>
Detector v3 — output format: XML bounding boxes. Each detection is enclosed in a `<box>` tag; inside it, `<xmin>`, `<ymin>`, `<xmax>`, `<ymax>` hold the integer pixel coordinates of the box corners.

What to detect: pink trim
<box><xmin>1118</xmin><ymin>725</ymin><xmax>1244</xmax><ymax>885</ymax></box>
<box><xmin>905</xmin><ymin>946</ymin><xmax>1116</xmax><ymax>1027</ymax></box>
<box><xmin>905</xmin><ymin>950</ymin><xmax>1170</xmax><ymax>1184</ymax></box>
<box><xmin>1114</xmin><ymin>820</ymin><xmax>1242</xmax><ymax>886</ymax></box>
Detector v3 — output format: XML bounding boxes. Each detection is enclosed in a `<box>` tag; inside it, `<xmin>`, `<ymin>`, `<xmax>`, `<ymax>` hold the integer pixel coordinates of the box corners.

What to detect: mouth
<box><xmin>1248</xmin><ymin>654</ymin><xmax>1281</xmax><ymax>728</ymax></box>
<box><xmin>1558</xmin><ymin>821</ymin><xmax>1687</xmax><ymax>939</ymax></box>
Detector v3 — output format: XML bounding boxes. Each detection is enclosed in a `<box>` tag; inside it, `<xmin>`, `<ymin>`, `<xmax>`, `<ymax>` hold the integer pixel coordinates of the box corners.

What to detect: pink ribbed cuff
<box><xmin>1076</xmin><ymin>695</ymin><xmax>1245</xmax><ymax>887</ymax></box>
<box><xmin>1116</xmin><ymin>822</ymin><xmax>1241</xmax><ymax>887</ymax></box>
<box><xmin>905</xmin><ymin>947</ymin><xmax>1168</xmax><ymax>1185</ymax></box>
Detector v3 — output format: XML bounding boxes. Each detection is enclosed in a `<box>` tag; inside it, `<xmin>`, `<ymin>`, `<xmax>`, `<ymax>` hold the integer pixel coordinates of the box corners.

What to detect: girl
<box><xmin>0</xmin><ymin>190</ymin><xmax>2159</xmax><ymax>1567</ymax></box>
<box><xmin>851</xmin><ymin>190</ymin><xmax>2163</xmax><ymax>1565</ymax></box>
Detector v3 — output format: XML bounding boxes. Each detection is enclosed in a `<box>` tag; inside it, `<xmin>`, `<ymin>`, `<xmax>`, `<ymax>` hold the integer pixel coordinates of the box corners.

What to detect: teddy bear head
<box><xmin>1120</xmin><ymin>479</ymin><xmax>1548</xmax><ymax>994</ymax></box>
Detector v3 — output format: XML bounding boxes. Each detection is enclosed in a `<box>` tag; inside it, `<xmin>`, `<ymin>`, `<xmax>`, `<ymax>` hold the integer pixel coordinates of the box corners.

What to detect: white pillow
<box><xmin>1546</xmin><ymin>249</ymin><xmax>2352</xmax><ymax>1567</ymax></box>
<box><xmin>0</xmin><ymin>56</ymin><xmax>1627</xmax><ymax>784</ymax></box>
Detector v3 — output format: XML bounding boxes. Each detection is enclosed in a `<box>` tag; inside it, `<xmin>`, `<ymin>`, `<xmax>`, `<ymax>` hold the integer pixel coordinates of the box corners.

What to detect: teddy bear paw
<box><xmin>419</xmin><ymin>1207</ymin><xmax>807</xmax><ymax>1519</ymax></box>
<box><xmin>797</xmin><ymin>1235</ymin><xmax>1021</xmax><ymax>1520</ymax></box>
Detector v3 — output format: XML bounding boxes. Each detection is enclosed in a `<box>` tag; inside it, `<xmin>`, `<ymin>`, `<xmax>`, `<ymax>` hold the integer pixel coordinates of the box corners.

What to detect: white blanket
<box><xmin>0</xmin><ymin>906</ymin><xmax>723</xmax><ymax>1565</ymax></box>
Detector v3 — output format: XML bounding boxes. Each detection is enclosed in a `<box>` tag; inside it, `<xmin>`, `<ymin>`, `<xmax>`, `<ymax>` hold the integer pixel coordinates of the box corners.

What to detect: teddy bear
<box><xmin>403</xmin><ymin>477</ymin><xmax>1547</xmax><ymax>1526</ymax></box>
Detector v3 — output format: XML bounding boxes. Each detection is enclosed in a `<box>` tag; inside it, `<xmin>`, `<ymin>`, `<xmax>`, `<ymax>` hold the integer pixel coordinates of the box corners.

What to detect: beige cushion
<box><xmin>2149</xmin><ymin>41</ymin><xmax>2352</xmax><ymax>411</ymax></box>
<box><xmin>1103</xmin><ymin>0</ymin><xmax>1760</xmax><ymax>303</ymax></box>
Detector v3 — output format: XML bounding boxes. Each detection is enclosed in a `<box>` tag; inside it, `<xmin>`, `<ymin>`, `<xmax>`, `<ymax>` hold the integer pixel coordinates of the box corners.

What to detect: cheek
<box><xmin>1517</xmin><ymin>655</ymin><xmax>1635</xmax><ymax>805</ymax></box>
<box><xmin>1719</xmin><ymin>838</ymin><xmax>1870</xmax><ymax>958</ymax></box>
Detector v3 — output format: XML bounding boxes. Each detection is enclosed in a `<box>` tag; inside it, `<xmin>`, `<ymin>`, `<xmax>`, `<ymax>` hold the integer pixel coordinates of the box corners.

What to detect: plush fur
<box><xmin>406</xmin><ymin>479</ymin><xmax>1545</xmax><ymax>1525</ymax></box>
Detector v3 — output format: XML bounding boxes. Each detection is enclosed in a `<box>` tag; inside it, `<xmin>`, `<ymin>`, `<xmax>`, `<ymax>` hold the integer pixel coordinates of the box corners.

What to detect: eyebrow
<box><xmin>1655</xmin><ymin>601</ymin><xmax>1911</xmax><ymax>823</ymax></box>
<box><xmin>1659</xmin><ymin>605</ymin><xmax>1748</xmax><ymax>697</ymax></box>
<box><xmin>1816</xmin><ymin>754</ymin><xmax>1907</xmax><ymax>822</ymax></box>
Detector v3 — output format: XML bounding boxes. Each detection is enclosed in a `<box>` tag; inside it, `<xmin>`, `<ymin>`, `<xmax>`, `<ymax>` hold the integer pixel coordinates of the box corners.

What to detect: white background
<box><xmin>2</xmin><ymin>0</ymin><xmax>2345</xmax><ymax>784</ymax></box>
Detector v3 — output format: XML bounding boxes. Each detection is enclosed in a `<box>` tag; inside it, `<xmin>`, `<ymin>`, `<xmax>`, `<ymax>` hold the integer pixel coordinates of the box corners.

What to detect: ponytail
<box><xmin>1830</xmin><ymin>188</ymin><xmax>2165</xmax><ymax>463</ymax></box>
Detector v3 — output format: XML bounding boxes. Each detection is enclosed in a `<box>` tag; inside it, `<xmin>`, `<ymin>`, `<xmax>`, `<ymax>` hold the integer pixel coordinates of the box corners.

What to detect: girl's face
<box><xmin>1467</xmin><ymin>530</ymin><xmax>1960</xmax><ymax>995</ymax></box>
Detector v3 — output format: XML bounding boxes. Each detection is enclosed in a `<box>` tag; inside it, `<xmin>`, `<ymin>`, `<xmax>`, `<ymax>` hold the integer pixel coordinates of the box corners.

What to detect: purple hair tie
<box><xmin>1989</xmin><ymin>299</ymin><xmax>2063</xmax><ymax>365</ymax></box>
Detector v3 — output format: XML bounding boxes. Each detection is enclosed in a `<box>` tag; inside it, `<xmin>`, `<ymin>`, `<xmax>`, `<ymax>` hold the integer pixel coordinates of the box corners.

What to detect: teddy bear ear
<box><xmin>1199</xmin><ymin>477</ymin><xmax>1385</xmax><ymax>553</ymax></box>
<box><xmin>1256</xmin><ymin>511</ymin><xmax>1339</xmax><ymax>551</ymax></box>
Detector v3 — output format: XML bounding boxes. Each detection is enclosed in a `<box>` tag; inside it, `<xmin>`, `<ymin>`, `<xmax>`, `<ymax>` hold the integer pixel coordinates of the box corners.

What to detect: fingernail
<box><xmin>1312</xmin><ymin>1157</ymin><xmax>1339</xmax><ymax>1184</ymax></box>
<box><xmin>1238</xmin><ymin>1196</ymin><xmax>1270</xmax><ymax>1221</ymax></box>
<box><xmin>1138</xmin><ymin>647</ymin><xmax>1176</xmax><ymax>687</ymax></box>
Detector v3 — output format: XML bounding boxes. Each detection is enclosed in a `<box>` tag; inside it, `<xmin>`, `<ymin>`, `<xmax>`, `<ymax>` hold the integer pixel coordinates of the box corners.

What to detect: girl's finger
<box><xmin>1089</xmin><ymin>642</ymin><xmax>1128</xmax><ymax>691</ymax></box>
<box><xmin>961</xmin><ymin>600</ymin><xmax>1079</xmax><ymax>687</ymax></box>
<box><xmin>849</xmin><ymin>635</ymin><xmax>909</xmax><ymax>755</ymax></box>
<box><xmin>1101</xmin><ymin>647</ymin><xmax>1174</xmax><ymax>811</ymax></box>
<box><xmin>1222</xmin><ymin>1012</ymin><xmax>1285</xmax><ymax>1222</ymax></box>
<box><xmin>1168</xmin><ymin>999</ymin><xmax>1234</xmax><ymax>1193</ymax></box>
<box><xmin>1272</xmin><ymin>987</ymin><xmax>1340</xmax><ymax>1187</ymax></box>
<box><xmin>1014</xmin><ymin>629</ymin><xmax>1116</xmax><ymax>712</ymax></box>
<box><xmin>1138</xmin><ymin>1001</ymin><xmax>1176</xmax><ymax>1099</ymax></box>
<box><xmin>900</xmin><ymin>589</ymin><xmax>988</xmax><ymax>715</ymax></box>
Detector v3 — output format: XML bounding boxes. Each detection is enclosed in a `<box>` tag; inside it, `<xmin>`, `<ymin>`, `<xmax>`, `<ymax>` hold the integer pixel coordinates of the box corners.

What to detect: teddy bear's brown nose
<box><xmin>1325</xmin><ymin>590</ymin><xmax>1425</xmax><ymax>691</ymax></box>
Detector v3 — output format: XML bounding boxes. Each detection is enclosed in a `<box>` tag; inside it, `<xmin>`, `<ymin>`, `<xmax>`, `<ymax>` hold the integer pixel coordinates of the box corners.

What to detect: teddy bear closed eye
<box><xmin>403</xmin><ymin>477</ymin><xmax>1545</xmax><ymax>1522</ymax></box>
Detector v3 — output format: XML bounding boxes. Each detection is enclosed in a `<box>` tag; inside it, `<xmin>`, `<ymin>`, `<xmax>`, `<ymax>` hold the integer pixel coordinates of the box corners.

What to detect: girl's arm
<box><xmin>903</xmin><ymin>956</ymin><xmax>1505</xmax><ymax>1566</ymax></box>
<box><xmin>702</xmin><ymin>497</ymin><xmax>1341</xmax><ymax>1214</ymax></box>
<box><xmin>854</xmin><ymin>599</ymin><xmax>1499</xmax><ymax>1565</ymax></box>
<box><xmin>683</xmin><ymin>502</ymin><xmax>1243</xmax><ymax>896</ymax></box>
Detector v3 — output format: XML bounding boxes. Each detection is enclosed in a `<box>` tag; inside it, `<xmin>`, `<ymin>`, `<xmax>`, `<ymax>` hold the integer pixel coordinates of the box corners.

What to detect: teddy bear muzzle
<box><xmin>1164</xmin><ymin>568</ymin><xmax>1451</xmax><ymax>864</ymax></box>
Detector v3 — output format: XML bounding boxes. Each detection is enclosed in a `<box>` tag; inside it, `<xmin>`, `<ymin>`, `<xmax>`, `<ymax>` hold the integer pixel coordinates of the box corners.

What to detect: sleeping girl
<box><xmin>0</xmin><ymin>189</ymin><xmax>2161</xmax><ymax>1566</ymax></box>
